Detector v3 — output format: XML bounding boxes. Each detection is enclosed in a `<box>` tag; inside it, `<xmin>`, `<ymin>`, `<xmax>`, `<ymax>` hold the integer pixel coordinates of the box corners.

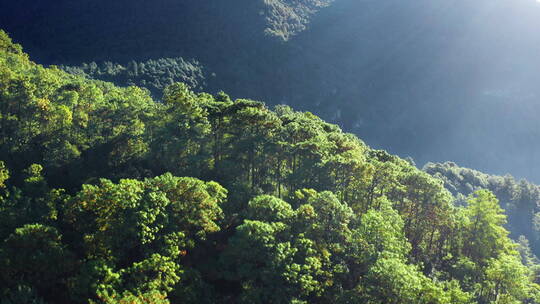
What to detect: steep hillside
<box><xmin>1</xmin><ymin>30</ymin><xmax>538</xmax><ymax>303</ymax></box>
<box><xmin>3</xmin><ymin>0</ymin><xmax>540</xmax><ymax>182</ymax></box>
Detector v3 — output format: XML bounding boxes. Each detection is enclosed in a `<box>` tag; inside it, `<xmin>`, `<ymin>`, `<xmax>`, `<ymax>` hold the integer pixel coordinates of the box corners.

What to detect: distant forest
<box><xmin>60</xmin><ymin>58</ymin><xmax>207</xmax><ymax>98</ymax></box>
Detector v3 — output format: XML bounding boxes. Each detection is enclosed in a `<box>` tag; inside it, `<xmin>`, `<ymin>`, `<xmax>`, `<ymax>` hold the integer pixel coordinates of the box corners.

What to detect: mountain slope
<box><xmin>1</xmin><ymin>30</ymin><xmax>538</xmax><ymax>303</ymax></box>
<box><xmin>3</xmin><ymin>0</ymin><xmax>540</xmax><ymax>182</ymax></box>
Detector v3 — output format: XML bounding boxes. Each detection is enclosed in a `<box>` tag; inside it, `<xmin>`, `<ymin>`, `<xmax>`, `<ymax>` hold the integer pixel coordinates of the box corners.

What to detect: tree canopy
<box><xmin>0</xmin><ymin>30</ymin><xmax>538</xmax><ymax>304</ymax></box>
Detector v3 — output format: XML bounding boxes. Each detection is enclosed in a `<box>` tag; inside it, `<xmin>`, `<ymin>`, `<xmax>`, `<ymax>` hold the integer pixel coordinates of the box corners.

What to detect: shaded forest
<box><xmin>60</xmin><ymin>58</ymin><xmax>207</xmax><ymax>99</ymax></box>
<box><xmin>3</xmin><ymin>0</ymin><xmax>540</xmax><ymax>182</ymax></box>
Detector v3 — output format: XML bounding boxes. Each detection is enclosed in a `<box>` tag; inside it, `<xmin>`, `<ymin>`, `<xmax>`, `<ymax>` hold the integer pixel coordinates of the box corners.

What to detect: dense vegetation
<box><xmin>425</xmin><ymin>162</ymin><xmax>540</xmax><ymax>260</ymax></box>
<box><xmin>2</xmin><ymin>30</ymin><xmax>540</xmax><ymax>303</ymax></box>
<box><xmin>60</xmin><ymin>58</ymin><xmax>207</xmax><ymax>98</ymax></box>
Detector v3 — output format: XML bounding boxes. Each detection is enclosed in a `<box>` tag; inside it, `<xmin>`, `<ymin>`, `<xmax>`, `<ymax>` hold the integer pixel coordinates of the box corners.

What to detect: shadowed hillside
<box><xmin>3</xmin><ymin>0</ymin><xmax>540</xmax><ymax>182</ymax></box>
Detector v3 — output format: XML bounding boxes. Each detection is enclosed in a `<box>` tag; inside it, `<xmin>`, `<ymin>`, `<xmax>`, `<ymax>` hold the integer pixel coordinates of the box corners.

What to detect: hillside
<box><xmin>1</xmin><ymin>30</ymin><xmax>539</xmax><ymax>303</ymax></box>
<box><xmin>2</xmin><ymin>0</ymin><xmax>540</xmax><ymax>183</ymax></box>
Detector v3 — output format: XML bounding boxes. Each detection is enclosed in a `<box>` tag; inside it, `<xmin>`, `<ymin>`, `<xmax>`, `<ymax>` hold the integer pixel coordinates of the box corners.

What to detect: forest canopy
<box><xmin>1</xmin><ymin>29</ymin><xmax>539</xmax><ymax>303</ymax></box>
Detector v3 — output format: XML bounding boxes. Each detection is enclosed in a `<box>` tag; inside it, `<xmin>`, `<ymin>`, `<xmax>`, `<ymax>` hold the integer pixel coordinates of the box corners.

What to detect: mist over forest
<box><xmin>2</xmin><ymin>1</ymin><xmax>540</xmax><ymax>303</ymax></box>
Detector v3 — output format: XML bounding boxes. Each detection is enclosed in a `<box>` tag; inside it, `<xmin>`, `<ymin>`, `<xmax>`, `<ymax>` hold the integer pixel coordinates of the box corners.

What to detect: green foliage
<box><xmin>97</xmin><ymin>290</ymin><xmax>170</xmax><ymax>304</ymax></box>
<box><xmin>0</xmin><ymin>30</ymin><xmax>537</xmax><ymax>304</ymax></box>
<box><xmin>68</xmin><ymin>259</ymin><xmax>121</xmax><ymax>302</ymax></box>
<box><xmin>221</xmin><ymin>219</ymin><xmax>323</xmax><ymax>303</ymax></box>
<box><xmin>244</xmin><ymin>195</ymin><xmax>294</xmax><ymax>222</ymax></box>
<box><xmin>121</xmin><ymin>254</ymin><xmax>182</xmax><ymax>294</ymax></box>
<box><xmin>0</xmin><ymin>30</ymin><xmax>23</xmax><ymax>55</ymax></box>
<box><xmin>462</xmin><ymin>190</ymin><xmax>511</xmax><ymax>263</ymax></box>
<box><xmin>354</xmin><ymin>198</ymin><xmax>410</xmax><ymax>262</ymax></box>
<box><xmin>482</xmin><ymin>253</ymin><xmax>532</xmax><ymax>303</ymax></box>
<box><xmin>425</xmin><ymin>161</ymin><xmax>540</xmax><ymax>257</ymax></box>
<box><xmin>0</xmin><ymin>161</ymin><xmax>8</xmax><ymax>188</ymax></box>
<box><xmin>65</xmin><ymin>174</ymin><xmax>226</xmax><ymax>263</ymax></box>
